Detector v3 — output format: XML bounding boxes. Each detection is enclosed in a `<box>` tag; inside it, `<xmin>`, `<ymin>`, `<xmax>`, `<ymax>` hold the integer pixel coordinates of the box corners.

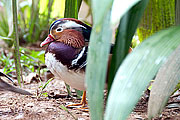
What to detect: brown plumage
<box><xmin>52</xmin><ymin>29</ymin><xmax>85</xmax><ymax>49</ymax></box>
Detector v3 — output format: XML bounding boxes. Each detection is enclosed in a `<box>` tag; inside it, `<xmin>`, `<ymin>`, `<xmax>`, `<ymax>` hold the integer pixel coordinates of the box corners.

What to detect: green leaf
<box><xmin>91</xmin><ymin>0</ymin><xmax>113</xmax><ymax>26</ymax></box>
<box><xmin>4</xmin><ymin>0</ymin><xmax>13</xmax><ymax>37</ymax></box>
<box><xmin>0</xmin><ymin>36</ymin><xmax>13</xmax><ymax>40</ymax></box>
<box><xmin>148</xmin><ymin>45</ymin><xmax>180</xmax><ymax>119</ymax></box>
<box><xmin>64</xmin><ymin>0</ymin><xmax>82</xmax><ymax>19</ymax></box>
<box><xmin>110</xmin><ymin>0</ymin><xmax>141</xmax><ymax>27</ymax></box>
<box><xmin>86</xmin><ymin>11</ymin><xmax>112</xmax><ymax>120</ymax></box>
<box><xmin>42</xmin><ymin>78</ymin><xmax>53</xmax><ymax>90</ymax></box>
<box><xmin>108</xmin><ymin>0</ymin><xmax>149</xmax><ymax>91</ymax></box>
<box><xmin>28</xmin><ymin>0</ymin><xmax>40</xmax><ymax>42</ymax></box>
<box><xmin>105</xmin><ymin>26</ymin><xmax>180</xmax><ymax>120</ymax></box>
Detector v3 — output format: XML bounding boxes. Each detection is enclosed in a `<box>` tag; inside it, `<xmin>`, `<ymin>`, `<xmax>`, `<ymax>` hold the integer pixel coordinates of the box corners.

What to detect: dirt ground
<box><xmin>0</xmin><ymin>74</ymin><xmax>180</xmax><ymax>120</ymax></box>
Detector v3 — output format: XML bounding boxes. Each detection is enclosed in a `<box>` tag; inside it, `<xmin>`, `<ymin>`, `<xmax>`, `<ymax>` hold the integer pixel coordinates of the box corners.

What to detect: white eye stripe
<box><xmin>62</xmin><ymin>21</ymin><xmax>86</xmax><ymax>29</ymax></box>
<box><xmin>50</xmin><ymin>20</ymin><xmax>87</xmax><ymax>33</ymax></box>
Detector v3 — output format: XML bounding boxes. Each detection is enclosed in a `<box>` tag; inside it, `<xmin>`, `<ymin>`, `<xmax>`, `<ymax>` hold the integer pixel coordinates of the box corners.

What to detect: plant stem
<box><xmin>12</xmin><ymin>0</ymin><xmax>22</xmax><ymax>86</ymax></box>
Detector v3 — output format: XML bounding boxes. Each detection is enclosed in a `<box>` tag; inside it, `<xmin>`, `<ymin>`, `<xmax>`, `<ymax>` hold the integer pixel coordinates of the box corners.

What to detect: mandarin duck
<box><xmin>0</xmin><ymin>72</ymin><xmax>32</xmax><ymax>95</ymax></box>
<box><xmin>40</xmin><ymin>18</ymin><xmax>92</xmax><ymax>108</ymax></box>
<box><xmin>40</xmin><ymin>18</ymin><xmax>132</xmax><ymax>109</ymax></box>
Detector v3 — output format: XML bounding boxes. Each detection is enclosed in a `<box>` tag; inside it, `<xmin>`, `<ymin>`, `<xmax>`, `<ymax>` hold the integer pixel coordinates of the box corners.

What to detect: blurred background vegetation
<box><xmin>0</xmin><ymin>0</ymin><xmax>65</xmax><ymax>46</ymax></box>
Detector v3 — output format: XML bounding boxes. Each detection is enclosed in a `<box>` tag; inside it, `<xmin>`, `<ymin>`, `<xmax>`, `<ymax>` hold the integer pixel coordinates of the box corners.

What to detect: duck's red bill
<box><xmin>40</xmin><ymin>34</ymin><xmax>54</xmax><ymax>47</ymax></box>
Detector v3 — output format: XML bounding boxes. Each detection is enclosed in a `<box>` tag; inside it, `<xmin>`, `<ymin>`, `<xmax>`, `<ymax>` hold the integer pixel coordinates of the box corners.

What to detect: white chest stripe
<box><xmin>71</xmin><ymin>47</ymin><xmax>86</xmax><ymax>66</ymax></box>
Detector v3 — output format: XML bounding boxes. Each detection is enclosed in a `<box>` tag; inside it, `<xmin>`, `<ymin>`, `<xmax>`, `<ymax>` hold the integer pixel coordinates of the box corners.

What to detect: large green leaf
<box><xmin>86</xmin><ymin>1</ymin><xmax>114</xmax><ymax>120</ymax></box>
<box><xmin>105</xmin><ymin>26</ymin><xmax>180</xmax><ymax>120</ymax></box>
<box><xmin>148</xmin><ymin>45</ymin><xmax>180</xmax><ymax>119</ymax></box>
<box><xmin>91</xmin><ymin>0</ymin><xmax>113</xmax><ymax>26</ymax></box>
<box><xmin>108</xmin><ymin>0</ymin><xmax>149</xmax><ymax>91</ymax></box>
<box><xmin>86</xmin><ymin>11</ymin><xmax>112</xmax><ymax>120</ymax></box>
<box><xmin>110</xmin><ymin>0</ymin><xmax>141</xmax><ymax>27</ymax></box>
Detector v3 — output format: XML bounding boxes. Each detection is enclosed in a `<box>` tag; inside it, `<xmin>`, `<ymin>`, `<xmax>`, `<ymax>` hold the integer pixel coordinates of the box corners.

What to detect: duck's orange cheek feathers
<box><xmin>57</xmin><ymin>29</ymin><xmax>85</xmax><ymax>48</ymax></box>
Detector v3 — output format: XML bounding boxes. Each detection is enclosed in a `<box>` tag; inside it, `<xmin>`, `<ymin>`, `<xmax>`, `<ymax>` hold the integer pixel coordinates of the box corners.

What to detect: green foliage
<box><xmin>86</xmin><ymin>12</ymin><xmax>112</xmax><ymax>120</ymax></box>
<box><xmin>148</xmin><ymin>45</ymin><xmax>180</xmax><ymax>119</ymax></box>
<box><xmin>64</xmin><ymin>0</ymin><xmax>82</xmax><ymax>18</ymax></box>
<box><xmin>86</xmin><ymin>0</ymin><xmax>148</xmax><ymax>120</ymax></box>
<box><xmin>0</xmin><ymin>48</ymin><xmax>45</xmax><ymax>76</ymax></box>
<box><xmin>39</xmin><ymin>78</ymin><xmax>53</xmax><ymax>97</ymax></box>
<box><xmin>0</xmin><ymin>0</ymin><xmax>13</xmax><ymax>46</ymax></box>
<box><xmin>20</xmin><ymin>48</ymin><xmax>45</xmax><ymax>74</ymax></box>
<box><xmin>137</xmin><ymin>0</ymin><xmax>175</xmax><ymax>41</ymax></box>
<box><xmin>18</xmin><ymin>0</ymin><xmax>53</xmax><ymax>43</ymax></box>
<box><xmin>105</xmin><ymin>25</ymin><xmax>180</xmax><ymax>120</ymax></box>
<box><xmin>86</xmin><ymin>0</ymin><xmax>180</xmax><ymax>120</ymax></box>
<box><xmin>108</xmin><ymin>0</ymin><xmax>149</xmax><ymax>91</ymax></box>
<box><xmin>0</xmin><ymin>0</ymin><xmax>65</xmax><ymax>46</ymax></box>
<box><xmin>0</xmin><ymin>51</ymin><xmax>15</xmax><ymax>74</ymax></box>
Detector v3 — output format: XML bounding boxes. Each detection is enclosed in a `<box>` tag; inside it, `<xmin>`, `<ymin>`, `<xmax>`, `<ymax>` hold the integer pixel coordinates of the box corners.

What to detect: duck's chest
<box><xmin>45</xmin><ymin>52</ymin><xmax>86</xmax><ymax>90</ymax></box>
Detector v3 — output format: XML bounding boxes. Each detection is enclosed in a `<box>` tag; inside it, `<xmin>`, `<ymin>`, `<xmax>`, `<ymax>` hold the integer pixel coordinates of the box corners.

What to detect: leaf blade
<box><xmin>108</xmin><ymin>0</ymin><xmax>149</xmax><ymax>91</ymax></box>
<box><xmin>110</xmin><ymin>0</ymin><xmax>141</xmax><ymax>27</ymax></box>
<box><xmin>148</xmin><ymin>45</ymin><xmax>180</xmax><ymax>119</ymax></box>
<box><xmin>86</xmin><ymin>12</ymin><xmax>112</xmax><ymax>120</ymax></box>
<box><xmin>105</xmin><ymin>26</ymin><xmax>180</xmax><ymax>120</ymax></box>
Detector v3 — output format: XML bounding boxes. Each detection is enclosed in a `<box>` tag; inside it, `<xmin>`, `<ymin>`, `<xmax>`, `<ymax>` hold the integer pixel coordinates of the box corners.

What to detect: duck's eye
<box><xmin>56</xmin><ymin>27</ymin><xmax>63</xmax><ymax>32</ymax></box>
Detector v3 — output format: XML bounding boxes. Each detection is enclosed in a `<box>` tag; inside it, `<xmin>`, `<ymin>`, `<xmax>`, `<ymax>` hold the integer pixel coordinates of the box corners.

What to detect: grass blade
<box><xmin>60</xmin><ymin>105</ymin><xmax>78</xmax><ymax>120</ymax></box>
<box><xmin>12</xmin><ymin>0</ymin><xmax>22</xmax><ymax>86</ymax></box>
<box><xmin>4</xmin><ymin>0</ymin><xmax>13</xmax><ymax>37</ymax></box>
<box><xmin>28</xmin><ymin>0</ymin><xmax>40</xmax><ymax>43</ymax></box>
<box><xmin>0</xmin><ymin>36</ymin><xmax>13</xmax><ymax>40</ymax></box>
<box><xmin>64</xmin><ymin>0</ymin><xmax>82</xmax><ymax>19</ymax></box>
<box><xmin>105</xmin><ymin>26</ymin><xmax>180</xmax><ymax>120</ymax></box>
<box><xmin>148</xmin><ymin>44</ymin><xmax>180</xmax><ymax>119</ymax></box>
<box><xmin>108</xmin><ymin>0</ymin><xmax>149</xmax><ymax>91</ymax></box>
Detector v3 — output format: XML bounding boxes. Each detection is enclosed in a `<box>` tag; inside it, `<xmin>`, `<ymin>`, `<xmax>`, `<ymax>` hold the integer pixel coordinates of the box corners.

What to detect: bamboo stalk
<box><xmin>12</xmin><ymin>0</ymin><xmax>22</xmax><ymax>86</ymax></box>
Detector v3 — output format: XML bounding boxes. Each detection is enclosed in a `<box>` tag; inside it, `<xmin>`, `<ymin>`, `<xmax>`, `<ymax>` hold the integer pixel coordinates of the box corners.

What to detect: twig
<box><xmin>12</xmin><ymin>0</ymin><xmax>22</xmax><ymax>86</ymax></box>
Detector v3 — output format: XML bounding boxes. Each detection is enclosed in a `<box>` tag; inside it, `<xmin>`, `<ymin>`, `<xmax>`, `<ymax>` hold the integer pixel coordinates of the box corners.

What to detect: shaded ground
<box><xmin>0</xmin><ymin>75</ymin><xmax>180</xmax><ymax>120</ymax></box>
<box><xmin>0</xmin><ymin>77</ymin><xmax>90</xmax><ymax>120</ymax></box>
